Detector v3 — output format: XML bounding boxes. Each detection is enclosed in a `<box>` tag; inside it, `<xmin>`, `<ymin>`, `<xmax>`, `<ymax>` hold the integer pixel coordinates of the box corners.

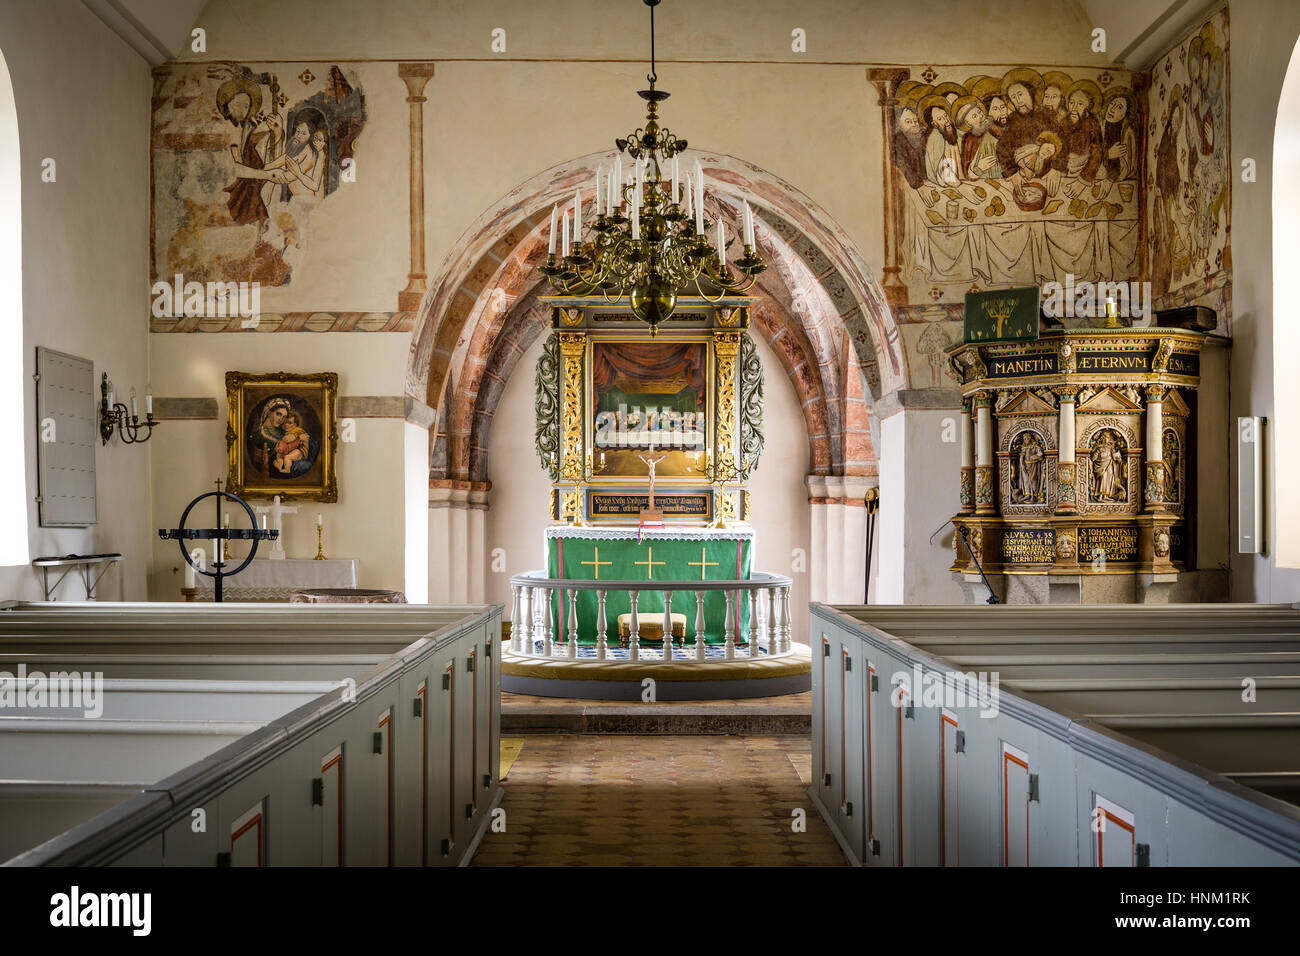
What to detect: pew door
<box><xmin>319</xmin><ymin>745</ymin><xmax>344</xmax><ymax>867</ymax></box>
<box><xmin>229</xmin><ymin>801</ymin><xmax>266</xmax><ymax>867</ymax></box>
<box><xmin>376</xmin><ymin>708</ymin><xmax>394</xmax><ymax>866</ymax></box>
<box><xmin>940</xmin><ymin>710</ymin><xmax>960</xmax><ymax>866</ymax></box>
<box><xmin>864</xmin><ymin>661</ymin><xmax>877</xmax><ymax>863</ymax></box>
<box><xmin>840</xmin><ymin>645</ymin><xmax>866</xmax><ymax>859</ymax></box>
<box><xmin>1001</xmin><ymin>742</ymin><xmax>1030</xmax><ymax>867</ymax></box>
<box><xmin>1093</xmin><ymin>794</ymin><xmax>1136</xmax><ymax>866</ymax></box>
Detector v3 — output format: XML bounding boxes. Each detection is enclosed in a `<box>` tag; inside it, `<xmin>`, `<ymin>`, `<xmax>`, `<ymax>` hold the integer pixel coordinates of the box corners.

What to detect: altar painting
<box><xmin>589</xmin><ymin>339</ymin><xmax>710</xmax><ymax>480</ymax></box>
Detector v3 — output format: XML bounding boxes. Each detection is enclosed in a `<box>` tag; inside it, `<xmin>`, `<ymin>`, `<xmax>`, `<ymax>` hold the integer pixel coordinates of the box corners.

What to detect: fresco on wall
<box><xmin>152</xmin><ymin>62</ymin><xmax>367</xmax><ymax>288</ymax></box>
<box><xmin>880</xmin><ymin>66</ymin><xmax>1142</xmax><ymax>309</ymax></box>
<box><xmin>1145</xmin><ymin>10</ymin><xmax>1230</xmax><ymax>328</ymax></box>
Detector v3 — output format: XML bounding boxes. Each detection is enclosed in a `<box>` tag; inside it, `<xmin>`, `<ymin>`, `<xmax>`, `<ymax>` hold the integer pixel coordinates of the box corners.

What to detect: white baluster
<box><xmin>543</xmin><ymin>587</ymin><xmax>554</xmax><ymax>656</ymax></box>
<box><xmin>567</xmin><ymin>588</ymin><xmax>579</xmax><ymax>659</ymax></box>
<box><xmin>628</xmin><ymin>590</ymin><xmax>640</xmax><ymax>662</ymax></box>
<box><xmin>509</xmin><ymin>585</ymin><xmax>520</xmax><ymax>652</ymax></box>
<box><xmin>515</xmin><ymin>585</ymin><xmax>530</xmax><ymax>654</ymax></box>
<box><xmin>749</xmin><ymin>588</ymin><xmax>761</xmax><ymax>658</ymax></box>
<box><xmin>768</xmin><ymin>587</ymin><xmax>779</xmax><ymax>655</ymax></box>
<box><xmin>694</xmin><ymin>590</ymin><xmax>706</xmax><ymax>661</ymax></box>
<box><xmin>661</xmin><ymin>590</ymin><xmax>674</xmax><ymax>661</ymax></box>
<box><xmin>724</xmin><ymin>590</ymin><xmax>736</xmax><ymax>660</ymax></box>
<box><xmin>781</xmin><ymin>586</ymin><xmax>792</xmax><ymax>654</ymax></box>
<box><xmin>596</xmin><ymin>589</ymin><xmax>608</xmax><ymax>660</ymax></box>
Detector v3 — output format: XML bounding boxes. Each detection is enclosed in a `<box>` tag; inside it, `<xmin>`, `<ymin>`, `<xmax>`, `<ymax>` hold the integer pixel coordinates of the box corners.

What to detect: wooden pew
<box><xmin>0</xmin><ymin>601</ymin><xmax>502</xmax><ymax>867</ymax></box>
<box><xmin>809</xmin><ymin>602</ymin><xmax>1300</xmax><ymax>867</ymax></box>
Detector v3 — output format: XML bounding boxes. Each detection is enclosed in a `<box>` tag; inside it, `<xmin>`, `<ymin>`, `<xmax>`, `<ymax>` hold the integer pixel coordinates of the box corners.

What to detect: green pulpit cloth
<box><xmin>545</xmin><ymin>527</ymin><xmax>753</xmax><ymax>645</ymax></box>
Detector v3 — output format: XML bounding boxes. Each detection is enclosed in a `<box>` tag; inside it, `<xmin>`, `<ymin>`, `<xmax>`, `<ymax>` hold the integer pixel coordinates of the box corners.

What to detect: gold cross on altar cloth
<box><xmin>634</xmin><ymin>546</ymin><xmax>666</xmax><ymax>580</ymax></box>
<box><xmin>687</xmin><ymin>547</ymin><xmax>719</xmax><ymax>580</ymax></box>
<box><xmin>579</xmin><ymin>547</ymin><xmax>612</xmax><ymax>579</ymax></box>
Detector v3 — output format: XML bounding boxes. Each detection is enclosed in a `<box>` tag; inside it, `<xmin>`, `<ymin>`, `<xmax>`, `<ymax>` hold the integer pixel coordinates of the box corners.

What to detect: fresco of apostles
<box><xmin>887</xmin><ymin>68</ymin><xmax>1141</xmax><ymax>300</ymax></box>
<box><xmin>1147</xmin><ymin>14</ymin><xmax>1230</xmax><ymax>313</ymax></box>
<box><xmin>151</xmin><ymin>62</ymin><xmax>367</xmax><ymax>289</ymax></box>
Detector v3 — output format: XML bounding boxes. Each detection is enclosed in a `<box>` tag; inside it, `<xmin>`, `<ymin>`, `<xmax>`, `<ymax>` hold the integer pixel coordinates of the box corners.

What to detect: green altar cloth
<box><xmin>544</xmin><ymin>526</ymin><xmax>753</xmax><ymax>645</ymax></box>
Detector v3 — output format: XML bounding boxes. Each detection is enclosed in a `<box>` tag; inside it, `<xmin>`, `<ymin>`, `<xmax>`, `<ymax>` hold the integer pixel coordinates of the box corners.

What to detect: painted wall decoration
<box><xmin>1146</xmin><ymin>9</ymin><xmax>1231</xmax><ymax>327</ymax></box>
<box><xmin>877</xmin><ymin>65</ymin><xmax>1142</xmax><ymax>309</ymax></box>
<box><xmin>152</xmin><ymin>63</ymin><xmax>367</xmax><ymax>288</ymax></box>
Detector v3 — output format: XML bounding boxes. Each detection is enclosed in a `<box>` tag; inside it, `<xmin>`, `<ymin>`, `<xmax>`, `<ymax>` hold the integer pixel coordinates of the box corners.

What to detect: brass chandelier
<box><xmin>538</xmin><ymin>0</ymin><xmax>766</xmax><ymax>334</ymax></box>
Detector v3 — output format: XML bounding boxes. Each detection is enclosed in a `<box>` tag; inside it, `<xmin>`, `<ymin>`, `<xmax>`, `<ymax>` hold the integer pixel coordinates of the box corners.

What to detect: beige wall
<box><xmin>147</xmin><ymin>333</ymin><xmax>412</xmax><ymax>599</ymax></box>
<box><xmin>0</xmin><ymin>0</ymin><xmax>151</xmax><ymax>602</ymax></box>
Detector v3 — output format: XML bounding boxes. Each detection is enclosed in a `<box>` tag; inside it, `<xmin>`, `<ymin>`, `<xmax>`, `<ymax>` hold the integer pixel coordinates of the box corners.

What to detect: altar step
<box><xmin>500</xmin><ymin>691</ymin><xmax>811</xmax><ymax>736</ymax></box>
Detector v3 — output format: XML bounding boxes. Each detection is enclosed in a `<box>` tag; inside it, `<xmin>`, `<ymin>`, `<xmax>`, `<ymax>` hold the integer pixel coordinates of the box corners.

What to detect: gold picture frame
<box><xmin>226</xmin><ymin>371</ymin><xmax>339</xmax><ymax>501</ymax></box>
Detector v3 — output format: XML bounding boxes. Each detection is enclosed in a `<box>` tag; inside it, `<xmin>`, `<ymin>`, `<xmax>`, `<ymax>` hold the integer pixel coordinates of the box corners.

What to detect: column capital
<box><xmin>398</xmin><ymin>62</ymin><xmax>435</xmax><ymax>98</ymax></box>
<box><xmin>972</xmin><ymin>390</ymin><xmax>993</xmax><ymax>409</ymax></box>
<box><xmin>1054</xmin><ymin>385</ymin><xmax>1079</xmax><ymax>402</ymax></box>
<box><xmin>1145</xmin><ymin>384</ymin><xmax>1167</xmax><ymax>402</ymax></box>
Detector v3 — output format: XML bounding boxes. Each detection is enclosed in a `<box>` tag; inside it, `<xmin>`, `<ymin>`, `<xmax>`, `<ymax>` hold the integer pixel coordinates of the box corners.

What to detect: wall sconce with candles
<box><xmin>99</xmin><ymin>372</ymin><xmax>158</xmax><ymax>445</ymax></box>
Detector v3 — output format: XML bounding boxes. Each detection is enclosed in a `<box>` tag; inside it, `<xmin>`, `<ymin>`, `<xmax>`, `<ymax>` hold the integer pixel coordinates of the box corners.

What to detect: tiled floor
<box><xmin>472</xmin><ymin>734</ymin><xmax>847</xmax><ymax>867</ymax></box>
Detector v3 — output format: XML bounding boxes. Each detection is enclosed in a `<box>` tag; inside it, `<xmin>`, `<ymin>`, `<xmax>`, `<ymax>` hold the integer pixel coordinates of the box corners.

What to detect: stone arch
<box><xmin>407</xmin><ymin>151</ymin><xmax>909</xmax><ymax>470</ymax></box>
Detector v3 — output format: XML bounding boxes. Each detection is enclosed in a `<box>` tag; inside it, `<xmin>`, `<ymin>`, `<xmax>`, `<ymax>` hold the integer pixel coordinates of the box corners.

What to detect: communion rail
<box><xmin>508</xmin><ymin>570</ymin><xmax>795</xmax><ymax>662</ymax></box>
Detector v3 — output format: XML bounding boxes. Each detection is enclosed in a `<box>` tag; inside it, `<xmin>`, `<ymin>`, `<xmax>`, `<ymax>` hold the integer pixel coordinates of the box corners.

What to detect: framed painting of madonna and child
<box><xmin>225</xmin><ymin>371</ymin><xmax>339</xmax><ymax>502</ymax></box>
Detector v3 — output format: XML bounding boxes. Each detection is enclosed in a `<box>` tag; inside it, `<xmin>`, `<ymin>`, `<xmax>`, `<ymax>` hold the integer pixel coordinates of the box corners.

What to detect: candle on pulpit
<box><xmin>548</xmin><ymin>204</ymin><xmax>558</xmax><ymax>255</ymax></box>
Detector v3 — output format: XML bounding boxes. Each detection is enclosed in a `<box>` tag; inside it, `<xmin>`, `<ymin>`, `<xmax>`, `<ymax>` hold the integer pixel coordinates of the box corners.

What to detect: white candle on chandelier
<box><xmin>683</xmin><ymin>173</ymin><xmax>692</xmax><ymax>218</ymax></box>
<box><xmin>574</xmin><ymin>189</ymin><xmax>582</xmax><ymax>240</ymax></box>
<box><xmin>717</xmin><ymin>218</ymin><xmax>725</xmax><ymax>262</ymax></box>
<box><xmin>561</xmin><ymin>210</ymin><xmax>570</xmax><ymax>258</ymax></box>
<box><xmin>593</xmin><ymin>168</ymin><xmax>601</xmax><ymax>218</ymax></box>
<box><xmin>548</xmin><ymin>204</ymin><xmax>558</xmax><ymax>255</ymax></box>
<box><xmin>743</xmin><ymin>199</ymin><xmax>754</xmax><ymax>246</ymax></box>
<box><xmin>632</xmin><ymin>201</ymin><xmax>641</xmax><ymax>240</ymax></box>
<box><xmin>672</xmin><ymin>155</ymin><xmax>679</xmax><ymax>202</ymax></box>
<box><xmin>694</xmin><ymin>160</ymin><xmax>705</xmax><ymax>233</ymax></box>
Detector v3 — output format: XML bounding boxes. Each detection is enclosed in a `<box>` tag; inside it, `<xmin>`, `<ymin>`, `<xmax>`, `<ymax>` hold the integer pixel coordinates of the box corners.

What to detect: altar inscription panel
<box><xmin>1078</xmin><ymin>525</ymin><xmax>1139</xmax><ymax>562</ymax></box>
<box><xmin>1002</xmin><ymin>528</ymin><xmax>1056</xmax><ymax>563</ymax></box>
<box><xmin>588</xmin><ymin>491</ymin><xmax>712</xmax><ymax>520</ymax></box>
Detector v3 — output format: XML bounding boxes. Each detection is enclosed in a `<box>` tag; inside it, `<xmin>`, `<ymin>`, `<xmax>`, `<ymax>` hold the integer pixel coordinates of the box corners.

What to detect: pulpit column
<box><xmin>959</xmin><ymin>398</ymin><xmax>974</xmax><ymax>515</ymax></box>
<box><xmin>1055</xmin><ymin>388</ymin><xmax>1078</xmax><ymax>515</ymax></box>
<box><xmin>1144</xmin><ymin>386</ymin><xmax>1167</xmax><ymax>512</ymax></box>
<box><xmin>973</xmin><ymin>391</ymin><xmax>995</xmax><ymax>515</ymax></box>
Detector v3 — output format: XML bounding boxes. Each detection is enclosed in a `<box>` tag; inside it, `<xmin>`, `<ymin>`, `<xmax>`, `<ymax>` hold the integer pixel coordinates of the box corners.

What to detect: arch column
<box><xmin>428</xmin><ymin>480</ymin><xmax>489</xmax><ymax>603</ymax></box>
<box><xmin>806</xmin><ymin>475</ymin><xmax>875</xmax><ymax>604</ymax></box>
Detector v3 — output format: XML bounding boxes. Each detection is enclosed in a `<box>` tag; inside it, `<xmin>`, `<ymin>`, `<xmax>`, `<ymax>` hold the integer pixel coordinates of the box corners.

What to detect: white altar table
<box><xmin>196</xmin><ymin>558</ymin><xmax>359</xmax><ymax>602</ymax></box>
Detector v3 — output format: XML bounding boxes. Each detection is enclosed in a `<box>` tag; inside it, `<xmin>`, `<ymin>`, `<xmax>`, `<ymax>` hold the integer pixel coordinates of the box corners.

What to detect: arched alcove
<box><xmin>0</xmin><ymin>48</ymin><xmax>27</xmax><ymax>566</ymax></box>
<box><xmin>1273</xmin><ymin>34</ymin><xmax>1300</xmax><ymax>569</ymax></box>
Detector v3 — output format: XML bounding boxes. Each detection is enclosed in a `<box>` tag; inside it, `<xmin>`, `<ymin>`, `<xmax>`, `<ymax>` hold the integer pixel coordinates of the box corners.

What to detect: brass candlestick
<box><xmin>314</xmin><ymin>525</ymin><xmax>326</xmax><ymax>560</ymax></box>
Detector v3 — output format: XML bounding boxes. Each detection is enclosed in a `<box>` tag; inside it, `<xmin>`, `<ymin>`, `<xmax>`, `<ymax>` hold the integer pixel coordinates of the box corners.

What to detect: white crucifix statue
<box><xmin>254</xmin><ymin>495</ymin><xmax>299</xmax><ymax>560</ymax></box>
<box><xmin>637</xmin><ymin>453</ymin><xmax>667</xmax><ymax>523</ymax></box>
